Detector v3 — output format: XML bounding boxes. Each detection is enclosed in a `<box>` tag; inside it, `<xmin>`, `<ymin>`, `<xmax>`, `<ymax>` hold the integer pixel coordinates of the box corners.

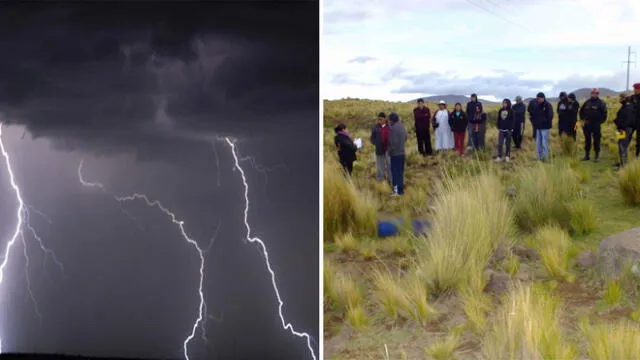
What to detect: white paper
<box><xmin>354</xmin><ymin>138</ymin><xmax>363</xmax><ymax>149</ymax></box>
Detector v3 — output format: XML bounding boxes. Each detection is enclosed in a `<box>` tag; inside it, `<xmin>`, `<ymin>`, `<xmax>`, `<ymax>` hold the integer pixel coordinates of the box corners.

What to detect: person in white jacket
<box><xmin>433</xmin><ymin>100</ymin><xmax>455</xmax><ymax>151</ymax></box>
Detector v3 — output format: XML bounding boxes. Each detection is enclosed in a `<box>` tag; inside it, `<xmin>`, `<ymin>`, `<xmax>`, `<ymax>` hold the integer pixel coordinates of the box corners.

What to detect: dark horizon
<box><xmin>0</xmin><ymin>2</ymin><xmax>318</xmax><ymax>360</ymax></box>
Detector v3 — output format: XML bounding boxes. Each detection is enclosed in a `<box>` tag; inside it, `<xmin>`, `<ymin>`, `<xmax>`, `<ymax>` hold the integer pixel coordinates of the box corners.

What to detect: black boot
<box><xmin>581</xmin><ymin>153</ymin><xmax>590</xmax><ymax>161</ymax></box>
<box><xmin>594</xmin><ymin>153</ymin><xmax>600</xmax><ymax>162</ymax></box>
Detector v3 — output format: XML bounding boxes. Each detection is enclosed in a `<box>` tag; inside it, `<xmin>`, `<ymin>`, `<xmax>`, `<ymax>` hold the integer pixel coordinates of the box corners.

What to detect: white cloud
<box><xmin>323</xmin><ymin>0</ymin><xmax>640</xmax><ymax>100</ymax></box>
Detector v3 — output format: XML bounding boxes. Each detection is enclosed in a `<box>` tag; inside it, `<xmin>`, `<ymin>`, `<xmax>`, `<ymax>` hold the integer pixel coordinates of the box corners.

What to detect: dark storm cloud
<box><xmin>392</xmin><ymin>70</ymin><xmax>552</xmax><ymax>98</ymax></box>
<box><xmin>348</xmin><ymin>56</ymin><xmax>377</xmax><ymax>64</ymax></box>
<box><xmin>0</xmin><ymin>2</ymin><xmax>318</xmax><ymax>159</ymax></box>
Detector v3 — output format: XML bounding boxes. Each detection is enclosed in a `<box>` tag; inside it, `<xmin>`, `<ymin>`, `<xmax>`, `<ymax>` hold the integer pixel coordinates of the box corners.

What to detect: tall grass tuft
<box><xmin>580</xmin><ymin>319</ymin><xmax>640</xmax><ymax>360</ymax></box>
<box><xmin>533</xmin><ymin>225</ymin><xmax>575</xmax><ymax>282</ymax></box>
<box><xmin>483</xmin><ymin>283</ymin><xmax>577</xmax><ymax>360</ymax></box>
<box><xmin>417</xmin><ymin>172</ymin><xmax>512</xmax><ymax>295</ymax></box>
<box><xmin>324</xmin><ymin>158</ymin><xmax>378</xmax><ymax>241</ymax></box>
<box><xmin>618</xmin><ymin>159</ymin><xmax>640</xmax><ymax>205</ymax></box>
<box><xmin>513</xmin><ymin>162</ymin><xmax>580</xmax><ymax>232</ymax></box>
<box><xmin>371</xmin><ymin>268</ymin><xmax>409</xmax><ymax>321</ymax></box>
<box><xmin>568</xmin><ymin>199</ymin><xmax>597</xmax><ymax>235</ymax></box>
<box><xmin>326</xmin><ymin>272</ymin><xmax>363</xmax><ymax>312</ymax></box>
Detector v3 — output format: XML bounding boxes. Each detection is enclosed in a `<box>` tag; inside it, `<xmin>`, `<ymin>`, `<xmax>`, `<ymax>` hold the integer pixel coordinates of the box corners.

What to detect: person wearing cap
<box><xmin>433</xmin><ymin>100</ymin><xmax>454</xmax><ymax>151</ymax></box>
<box><xmin>413</xmin><ymin>99</ymin><xmax>433</xmax><ymax>156</ymax></box>
<box><xmin>449</xmin><ymin>102</ymin><xmax>468</xmax><ymax>155</ymax></box>
<box><xmin>579</xmin><ymin>88</ymin><xmax>608</xmax><ymax>162</ymax></box>
<box><xmin>613</xmin><ymin>93</ymin><xmax>635</xmax><ymax>169</ymax></box>
<box><xmin>466</xmin><ymin>93</ymin><xmax>483</xmax><ymax>149</ymax></box>
<box><xmin>495</xmin><ymin>98</ymin><xmax>515</xmax><ymax>162</ymax></box>
<box><xmin>334</xmin><ymin>123</ymin><xmax>358</xmax><ymax>175</ymax></box>
<box><xmin>512</xmin><ymin>96</ymin><xmax>526</xmax><ymax>149</ymax></box>
<box><xmin>631</xmin><ymin>83</ymin><xmax>640</xmax><ymax>158</ymax></box>
<box><xmin>529</xmin><ymin>92</ymin><xmax>554</xmax><ymax>160</ymax></box>
<box><xmin>388</xmin><ymin>112</ymin><xmax>407</xmax><ymax>195</ymax></box>
<box><xmin>566</xmin><ymin>93</ymin><xmax>580</xmax><ymax>141</ymax></box>
<box><xmin>370</xmin><ymin>112</ymin><xmax>392</xmax><ymax>183</ymax></box>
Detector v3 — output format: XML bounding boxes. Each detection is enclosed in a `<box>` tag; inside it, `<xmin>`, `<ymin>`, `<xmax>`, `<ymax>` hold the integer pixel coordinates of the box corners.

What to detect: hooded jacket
<box><xmin>449</xmin><ymin>108</ymin><xmax>468</xmax><ymax>133</ymax></box>
<box><xmin>512</xmin><ymin>101</ymin><xmax>526</xmax><ymax>129</ymax></box>
<box><xmin>614</xmin><ymin>101</ymin><xmax>635</xmax><ymax>131</ymax></box>
<box><xmin>370</xmin><ymin>122</ymin><xmax>390</xmax><ymax>156</ymax></box>
<box><xmin>466</xmin><ymin>100</ymin><xmax>483</xmax><ymax>122</ymax></box>
<box><xmin>529</xmin><ymin>97</ymin><xmax>554</xmax><ymax>130</ymax></box>
<box><xmin>579</xmin><ymin>97</ymin><xmax>608</xmax><ymax>125</ymax></box>
<box><xmin>497</xmin><ymin>99</ymin><xmax>515</xmax><ymax>131</ymax></box>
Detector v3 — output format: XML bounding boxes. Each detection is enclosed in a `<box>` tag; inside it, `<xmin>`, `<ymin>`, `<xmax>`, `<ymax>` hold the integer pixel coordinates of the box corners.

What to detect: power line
<box><xmin>622</xmin><ymin>46</ymin><xmax>636</xmax><ymax>92</ymax></box>
<box><xmin>463</xmin><ymin>0</ymin><xmax>532</xmax><ymax>33</ymax></box>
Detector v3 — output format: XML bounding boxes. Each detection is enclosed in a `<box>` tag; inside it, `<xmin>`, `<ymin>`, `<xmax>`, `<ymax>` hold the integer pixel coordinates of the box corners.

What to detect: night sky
<box><xmin>0</xmin><ymin>2</ymin><xmax>318</xmax><ymax>360</ymax></box>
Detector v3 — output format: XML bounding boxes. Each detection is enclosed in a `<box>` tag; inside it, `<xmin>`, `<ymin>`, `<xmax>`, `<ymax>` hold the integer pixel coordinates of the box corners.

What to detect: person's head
<box><xmin>536</xmin><ymin>92</ymin><xmax>545</xmax><ymax>103</ymax></box>
<box><xmin>633</xmin><ymin>83</ymin><xmax>640</xmax><ymax>95</ymax></box>
<box><xmin>619</xmin><ymin>93</ymin><xmax>630</xmax><ymax>104</ymax></box>
<box><xmin>470</xmin><ymin>93</ymin><xmax>477</xmax><ymax>101</ymax></box>
<box><xmin>438</xmin><ymin>100</ymin><xmax>446</xmax><ymax>109</ymax></box>
<box><xmin>568</xmin><ymin>93</ymin><xmax>576</xmax><ymax>102</ymax></box>
<box><xmin>377</xmin><ymin>112</ymin><xmax>386</xmax><ymax>124</ymax></box>
<box><xmin>590</xmin><ymin>88</ymin><xmax>599</xmax><ymax>99</ymax></box>
<box><xmin>389</xmin><ymin>112</ymin><xmax>400</xmax><ymax>123</ymax></box>
<box><xmin>454</xmin><ymin>102</ymin><xmax>462</xmax><ymax>111</ymax></box>
<box><xmin>334</xmin><ymin>123</ymin><xmax>347</xmax><ymax>134</ymax></box>
<box><xmin>417</xmin><ymin>98</ymin><xmax>425</xmax><ymax>108</ymax></box>
<box><xmin>502</xmin><ymin>98</ymin><xmax>511</xmax><ymax>109</ymax></box>
<box><xmin>515</xmin><ymin>96</ymin><xmax>522</xmax><ymax>104</ymax></box>
<box><xmin>559</xmin><ymin>91</ymin><xmax>567</xmax><ymax>100</ymax></box>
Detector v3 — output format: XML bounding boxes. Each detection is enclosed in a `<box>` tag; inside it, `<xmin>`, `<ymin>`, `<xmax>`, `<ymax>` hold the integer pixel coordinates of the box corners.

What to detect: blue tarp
<box><xmin>377</xmin><ymin>218</ymin><xmax>432</xmax><ymax>238</ymax></box>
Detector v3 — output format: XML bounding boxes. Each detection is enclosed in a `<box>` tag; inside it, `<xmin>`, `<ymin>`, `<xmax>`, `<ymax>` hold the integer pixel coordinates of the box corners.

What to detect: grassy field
<box><xmin>323</xmin><ymin>97</ymin><xmax>640</xmax><ymax>360</ymax></box>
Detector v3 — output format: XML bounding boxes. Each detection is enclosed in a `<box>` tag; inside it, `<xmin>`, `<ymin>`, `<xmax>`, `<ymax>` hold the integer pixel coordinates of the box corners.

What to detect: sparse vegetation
<box><xmin>323</xmin><ymin>97</ymin><xmax>640</xmax><ymax>359</ymax></box>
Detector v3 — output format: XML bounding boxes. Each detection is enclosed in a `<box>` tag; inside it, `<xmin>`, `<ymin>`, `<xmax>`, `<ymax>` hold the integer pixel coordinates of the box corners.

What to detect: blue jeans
<box><xmin>390</xmin><ymin>155</ymin><xmax>405</xmax><ymax>195</ymax></box>
<box><xmin>536</xmin><ymin>129</ymin><xmax>550</xmax><ymax>160</ymax></box>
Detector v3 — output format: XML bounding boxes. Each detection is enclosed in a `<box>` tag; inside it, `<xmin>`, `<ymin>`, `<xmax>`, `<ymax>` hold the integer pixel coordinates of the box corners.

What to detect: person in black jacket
<box><xmin>557</xmin><ymin>92</ymin><xmax>573</xmax><ymax>138</ymax></box>
<box><xmin>449</xmin><ymin>102</ymin><xmax>468</xmax><ymax>155</ymax></box>
<box><xmin>495</xmin><ymin>98</ymin><xmax>514</xmax><ymax>162</ymax></box>
<box><xmin>614</xmin><ymin>94</ymin><xmax>635</xmax><ymax>168</ymax></box>
<box><xmin>631</xmin><ymin>83</ymin><xmax>640</xmax><ymax>158</ymax></box>
<box><xmin>530</xmin><ymin>92</ymin><xmax>554</xmax><ymax>160</ymax></box>
<box><xmin>527</xmin><ymin>97</ymin><xmax>538</xmax><ymax>139</ymax></box>
<box><xmin>565</xmin><ymin>93</ymin><xmax>580</xmax><ymax>141</ymax></box>
<box><xmin>579</xmin><ymin>88</ymin><xmax>608</xmax><ymax>162</ymax></box>
<box><xmin>512</xmin><ymin>96</ymin><xmax>526</xmax><ymax>149</ymax></box>
<box><xmin>334</xmin><ymin>123</ymin><xmax>357</xmax><ymax>175</ymax></box>
<box><xmin>466</xmin><ymin>93</ymin><xmax>483</xmax><ymax>149</ymax></box>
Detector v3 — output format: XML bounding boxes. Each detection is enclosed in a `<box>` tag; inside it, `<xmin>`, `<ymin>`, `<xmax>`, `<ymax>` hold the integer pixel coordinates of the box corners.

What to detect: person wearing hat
<box><xmin>466</xmin><ymin>93</ymin><xmax>483</xmax><ymax>149</ymax></box>
<box><xmin>388</xmin><ymin>112</ymin><xmax>407</xmax><ymax>195</ymax></box>
<box><xmin>613</xmin><ymin>93</ymin><xmax>635</xmax><ymax>169</ymax></box>
<box><xmin>529</xmin><ymin>92</ymin><xmax>554</xmax><ymax>160</ymax></box>
<box><xmin>512</xmin><ymin>96</ymin><xmax>526</xmax><ymax>149</ymax></box>
<box><xmin>579</xmin><ymin>88</ymin><xmax>608</xmax><ymax>162</ymax></box>
<box><xmin>370</xmin><ymin>112</ymin><xmax>392</xmax><ymax>183</ymax></box>
<box><xmin>334</xmin><ymin>123</ymin><xmax>358</xmax><ymax>175</ymax></box>
<box><xmin>433</xmin><ymin>100</ymin><xmax>454</xmax><ymax>151</ymax></box>
<box><xmin>413</xmin><ymin>98</ymin><xmax>433</xmax><ymax>156</ymax></box>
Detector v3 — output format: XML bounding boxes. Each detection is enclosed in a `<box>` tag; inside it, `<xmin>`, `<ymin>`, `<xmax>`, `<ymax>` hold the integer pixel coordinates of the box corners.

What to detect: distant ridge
<box><xmin>410</xmin><ymin>87</ymin><xmax>620</xmax><ymax>105</ymax></box>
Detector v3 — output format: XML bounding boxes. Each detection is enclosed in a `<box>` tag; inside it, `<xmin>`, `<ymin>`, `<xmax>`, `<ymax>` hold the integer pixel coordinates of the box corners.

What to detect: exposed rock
<box><xmin>484</xmin><ymin>270</ymin><xmax>510</xmax><ymax>294</ymax></box>
<box><xmin>515</xmin><ymin>263</ymin><xmax>534</xmax><ymax>281</ymax></box>
<box><xmin>597</xmin><ymin>228</ymin><xmax>640</xmax><ymax>279</ymax></box>
<box><xmin>577</xmin><ymin>250</ymin><xmax>597</xmax><ymax>269</ymax></box>
<box><xmin>491</xmin><ymin>245</ymin><xmax>507</xmax><ymax>262</ymax></box>
<box><xmin>512</xmin><ymin>245</ymin><xmax>540</xmax><ymax>261</ymax></box>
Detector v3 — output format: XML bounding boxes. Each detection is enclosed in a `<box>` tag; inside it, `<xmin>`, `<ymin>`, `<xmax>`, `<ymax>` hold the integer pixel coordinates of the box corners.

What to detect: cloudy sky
<box><xmin>0</xmin><ymin>2</ymin><xmax>318</xmax><ymax>360</ymax></box>
<box><xmin>323</xmin><ymin>0</ymin><xmax>640</xmax><ymax>102</ymax></box>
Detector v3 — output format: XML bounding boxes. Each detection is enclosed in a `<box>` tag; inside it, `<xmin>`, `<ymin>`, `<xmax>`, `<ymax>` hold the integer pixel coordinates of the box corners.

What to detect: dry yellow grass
<box><xmin>533</xmin><ymin>225</ymin><xmax>575</xmax><ymax>282</ymax></box>
<box><xmin>579</xmin><ymin>318</ymin><xmax>640</xmax><ymax>360</ymax></box>
<box><xmin>482</xmin><ymin>283</ymin><xmax>577</xmax><ymax>360</ymax></box>
<box><xmin>618</xmin><ymin>158</ymin><xmax>640</xmax><ymax>205</ymax></box>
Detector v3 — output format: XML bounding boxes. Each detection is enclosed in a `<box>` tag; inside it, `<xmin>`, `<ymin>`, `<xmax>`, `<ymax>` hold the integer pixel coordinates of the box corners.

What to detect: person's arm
<box><xmin>547</xmin><ymin>102</ymin><xmax>554</xmax><ymax>121</ymax></box>
<box><xmin>601</xmin><ymin>100</ymin><xmax>608</xmax><ymax>123</ymax></box>
<box><xmin>370</xmin><ymin>127</ymin><xmax>377</xmax><ymax>145</ymax></box>
<box><xmin>579</xmin><ymin>101</ymin><xmax>586</xmax><ymax>121</ymax></box>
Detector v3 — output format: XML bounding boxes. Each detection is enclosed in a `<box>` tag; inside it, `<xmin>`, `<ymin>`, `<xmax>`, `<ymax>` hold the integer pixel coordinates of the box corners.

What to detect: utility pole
<box><xmin>622</xmin><ymin>46</ymin><xmax>636</xmax><ymax>92</ymax></box>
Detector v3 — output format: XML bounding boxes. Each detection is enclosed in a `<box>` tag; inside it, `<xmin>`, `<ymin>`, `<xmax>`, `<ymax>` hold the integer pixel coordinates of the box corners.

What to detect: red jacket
<box><xmin>413</xmin><ymin>107</ymin><xmax>431</xmax><ymax>131</ymax></box>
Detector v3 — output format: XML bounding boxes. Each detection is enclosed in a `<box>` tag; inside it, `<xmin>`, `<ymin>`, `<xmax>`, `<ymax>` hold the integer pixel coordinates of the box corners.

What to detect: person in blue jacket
<box><xmin>529</xmin><ymin>92</ymin><xmax>554</xmax><ymax>161</ymax></box>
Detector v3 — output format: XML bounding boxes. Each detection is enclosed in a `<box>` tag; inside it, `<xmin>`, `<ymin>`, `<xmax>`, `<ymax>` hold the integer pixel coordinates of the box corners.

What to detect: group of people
<box><xmin>334</xmin><ymin>83</ymin><xmax>640</xmax><ymax>196</ymax></box>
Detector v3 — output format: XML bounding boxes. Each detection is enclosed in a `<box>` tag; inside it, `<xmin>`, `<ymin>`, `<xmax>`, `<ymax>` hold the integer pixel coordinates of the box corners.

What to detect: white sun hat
<box><xmin>439</xmin><ymin>100</ymin><xmax>446</xmax><ymax>105</ymax></box>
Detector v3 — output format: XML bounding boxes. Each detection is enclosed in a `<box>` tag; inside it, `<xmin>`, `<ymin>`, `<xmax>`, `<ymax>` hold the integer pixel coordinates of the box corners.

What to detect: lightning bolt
<box><xmin>77</xmin><ymin>161</ymin><xmax>207</xmax><ymax>360</ymax></box>
<box><xmin>0</xmin><ymin>122</ymin><xmax>64</xmax><ymax>352</ymax></box>
<box><xmin>223</xmin><ymin>137</ymin><xmax>316</xmax><ymax>360</ymax></box>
